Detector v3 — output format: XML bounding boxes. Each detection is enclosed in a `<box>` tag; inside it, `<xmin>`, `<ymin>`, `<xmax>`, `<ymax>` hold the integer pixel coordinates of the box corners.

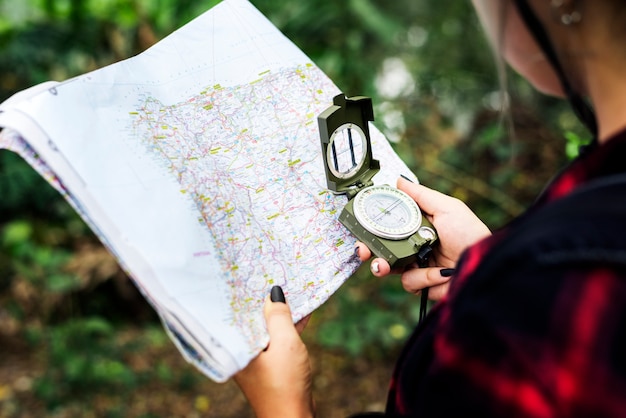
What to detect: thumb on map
<box><xmin>264</xmin><ymin>286</ymin><xmax>310</xmax><ymax>337</ymax></box>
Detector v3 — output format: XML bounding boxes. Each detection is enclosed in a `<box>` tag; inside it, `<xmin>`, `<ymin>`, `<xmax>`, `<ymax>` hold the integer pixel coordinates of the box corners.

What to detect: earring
<box><xmin>551</xmin><ymin>0</ymin><xmax>582</xmax><ymax>25</ymax></box>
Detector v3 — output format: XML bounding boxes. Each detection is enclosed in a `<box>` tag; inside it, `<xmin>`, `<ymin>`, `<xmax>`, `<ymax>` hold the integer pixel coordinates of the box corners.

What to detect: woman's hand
<box><xmin>234</xmin><ymin>286</ymin><xmax>315</xmax><ymax>418</ymax></box>
<box><xmin>357</xmin><ymin>177</ymin><xmax>491</xmax><ymax>300</ymax></box>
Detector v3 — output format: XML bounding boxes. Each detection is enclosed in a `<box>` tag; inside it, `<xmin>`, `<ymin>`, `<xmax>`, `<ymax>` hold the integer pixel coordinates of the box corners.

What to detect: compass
<box><xmin>353</xmin><ymin>184</ymin><xmax>422</xmax><ymax>240</ymax></box>
<box><xmin>318</xmin><ymin>94</ymin><xmax>437</xmax><ymax>269</ymax></box>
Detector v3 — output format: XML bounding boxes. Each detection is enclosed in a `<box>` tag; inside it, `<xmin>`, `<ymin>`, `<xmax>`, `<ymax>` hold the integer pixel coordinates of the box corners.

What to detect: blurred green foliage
<box><xmin>32</xmin><ymin>317</ymin><xmax>138</xmax><ymax>408</ymax></box>
<box><xmin>0</xmin><ymin>0</ymin><xmax>590</xmax><ymax>415</ymax></box>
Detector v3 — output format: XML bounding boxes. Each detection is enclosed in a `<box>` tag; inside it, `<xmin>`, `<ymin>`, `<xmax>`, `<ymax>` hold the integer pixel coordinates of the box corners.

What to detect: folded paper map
<box><xmin>0</xmin><ymin>0</ymin><xmax>416</xmax><ymax>382</ymax></box>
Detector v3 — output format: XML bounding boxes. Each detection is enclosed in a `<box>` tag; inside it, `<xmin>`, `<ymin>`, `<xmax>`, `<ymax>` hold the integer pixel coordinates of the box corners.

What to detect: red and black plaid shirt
<box><xmin>385</xmin><ymin>129</ymin><xmax>626</xmax><ymax>417</ymax></box>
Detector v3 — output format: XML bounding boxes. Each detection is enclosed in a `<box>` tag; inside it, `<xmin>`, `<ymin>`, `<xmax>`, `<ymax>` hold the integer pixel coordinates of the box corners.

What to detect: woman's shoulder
<box><xmin>455</xmin><ymin>170</ymin><xmax>626</xmax><ymax>290</ymax></box>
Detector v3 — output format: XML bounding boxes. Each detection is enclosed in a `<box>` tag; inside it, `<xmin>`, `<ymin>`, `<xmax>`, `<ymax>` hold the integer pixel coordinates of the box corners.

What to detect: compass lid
<box><xmin>317</xmin><ymin>94</ymin><xmax>380</xmax><ymax>197</ymax></box>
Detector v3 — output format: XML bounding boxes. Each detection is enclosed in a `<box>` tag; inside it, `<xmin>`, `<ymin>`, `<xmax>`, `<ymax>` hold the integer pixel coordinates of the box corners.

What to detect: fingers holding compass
<box><xmin>400</xmin><ymin>267</ymin><xmax>454</xmax><ymax>300</ymax></box>
<box><xmin>354</xmin><ymin>242</ymin><xmax>393</xmax><ymax>276</ymax></box>
<box><xmin>396</xmin><ymin>177</ymin><xmax>491</xmax><ymax>262</ymax></box>
<box><xmin>370</xmin><ymin>258</ymin><xmax>392</xmax><ymax>276</ymax></box>
<box><xmin>354</xmin><ymin>241</ymin><xmax>453</xmax><ymax>301</ymax></box>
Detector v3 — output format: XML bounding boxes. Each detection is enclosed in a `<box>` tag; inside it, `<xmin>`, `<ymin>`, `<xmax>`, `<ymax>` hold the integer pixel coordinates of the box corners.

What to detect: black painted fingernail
<box><xmin>270</xmin><ymin>285</ymin><xmax>286</xmax><ymax>303</ymax></box>
<box><xmin>400</xmin><ymin>174</ymin><xmax>415</xmax><ymax>183</ymax></box>
<box><xmin>355</xmin><ymin>246</ymin><xmax>360</xmax><ymax>256</ymax></box>
<box><xmin>440</xmin><ymin>268</ymin><xmax>455</xmax><ymax>277</ymax></box>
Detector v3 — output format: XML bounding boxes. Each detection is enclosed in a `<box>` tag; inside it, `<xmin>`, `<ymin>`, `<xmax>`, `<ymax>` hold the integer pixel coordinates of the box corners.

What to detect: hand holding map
<box><xmin>0</xmin><ymin>0</ymin><xmax>416</xmax><ymax>382</ymax></box>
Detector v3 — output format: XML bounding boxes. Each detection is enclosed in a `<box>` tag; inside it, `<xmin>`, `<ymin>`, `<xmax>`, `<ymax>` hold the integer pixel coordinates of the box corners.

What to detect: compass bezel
<box><xmin>353</xmin><ymin>184</ymin><xmax>422</xmax><ymax>240</ymax></box>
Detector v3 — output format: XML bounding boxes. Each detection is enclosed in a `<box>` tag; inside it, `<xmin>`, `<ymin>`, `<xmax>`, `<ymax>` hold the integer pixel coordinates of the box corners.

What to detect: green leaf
<box><xmin>564</xmin><ymin>130</ymin><xmax>592</xmax><ymax>160</ymax></box>
<box><xmin>47</xmin><ymin>273</ymin><xmax>80</xmax><ymax>292</ymax></box>
<box><xmin>2</xmin><ymin>220</ymin><xmax>32</xmax><ymax>246</ymax></box>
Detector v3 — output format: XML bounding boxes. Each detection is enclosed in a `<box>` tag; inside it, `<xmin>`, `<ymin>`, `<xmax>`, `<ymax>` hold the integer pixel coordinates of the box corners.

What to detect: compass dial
<box><xmin>353</xmin><ymin>185</ymin><xmax>422</xmax><ymax>240</ymax></box>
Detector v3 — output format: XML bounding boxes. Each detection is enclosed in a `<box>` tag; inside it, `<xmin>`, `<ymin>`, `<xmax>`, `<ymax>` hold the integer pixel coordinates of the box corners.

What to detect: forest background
<box><xmin>0</xmin><ymin>0</ymin><xmax>588</xmax><ymax>417</ymax></box>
